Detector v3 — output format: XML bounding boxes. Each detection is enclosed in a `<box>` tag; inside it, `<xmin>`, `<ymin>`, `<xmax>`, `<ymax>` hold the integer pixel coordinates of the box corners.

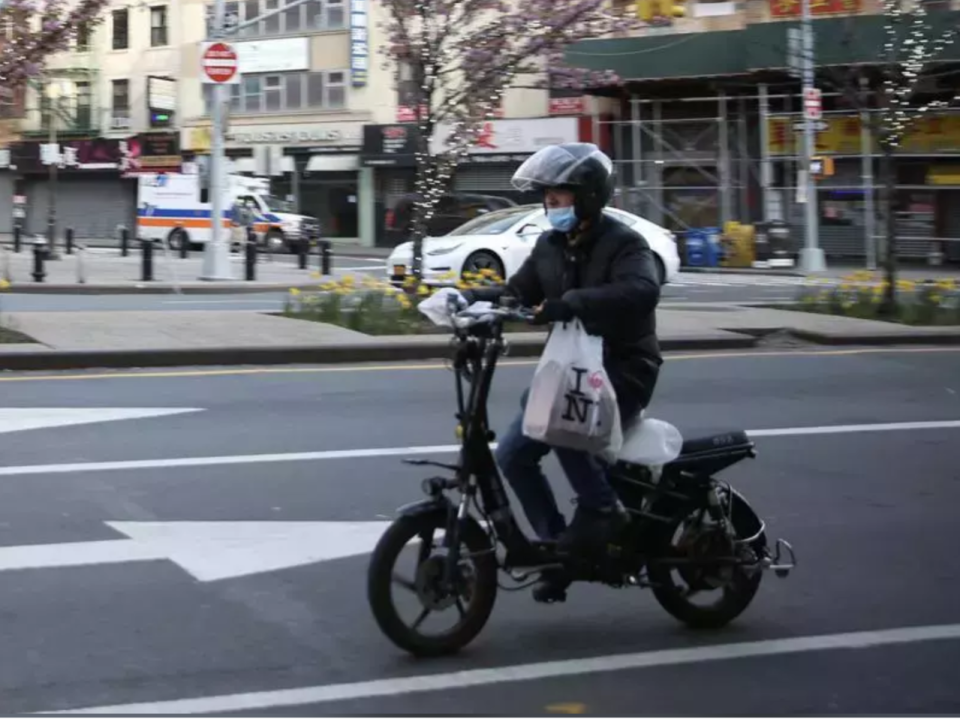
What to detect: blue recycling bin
<box><xmin>684</xmin><ymin>227</ymin><xmax>722</xmax><ymax>267</ymax></box>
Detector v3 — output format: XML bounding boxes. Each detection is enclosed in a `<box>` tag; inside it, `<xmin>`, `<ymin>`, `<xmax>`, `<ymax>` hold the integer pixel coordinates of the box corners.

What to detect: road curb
<box><xmin>0</xmin><ymin>334</ymin><xmax>759</xmax><ymax>371</ymax></box>
<box><xmin>4</xmin><ymin>282</ymin><xmax>321</xmax><ymax>295</ymax></box>
<box><xmin>679</xmin><ymin>266</ymin><xmax>806</xmax><ymax>277</ymax></box>
<box><xmin>787</xmin><ymin>328</ymin><xmax>960</xmax><ymax>346</ymax></box>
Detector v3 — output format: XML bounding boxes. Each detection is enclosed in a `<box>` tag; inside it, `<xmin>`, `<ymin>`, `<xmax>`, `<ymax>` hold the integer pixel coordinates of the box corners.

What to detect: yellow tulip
<box><xmin>288</xmin><ymin>288</ymin><xmax>301</xmax><ymax>296</ymax></box>
<box><xmin>0</xmin><ymin>279</ymin><xmax>10</xmax><ymax>291</ymax></box>
<box><xmin>416</xmin><ymin>284</ymin><xmax>430</xmax><ymax>296</ymax></box>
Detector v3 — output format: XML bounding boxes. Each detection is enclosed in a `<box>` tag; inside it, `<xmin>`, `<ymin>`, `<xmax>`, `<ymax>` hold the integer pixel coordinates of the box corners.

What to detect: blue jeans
<box><xmin>495</xmin><ymin>388</ymin><xmax>619</xmax><ymax>541</ymax></box>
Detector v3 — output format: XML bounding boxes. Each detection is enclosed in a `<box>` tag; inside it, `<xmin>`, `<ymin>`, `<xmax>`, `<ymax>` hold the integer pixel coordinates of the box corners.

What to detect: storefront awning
<box><xmin>564</xmin><ymin>10</ymin><xmax>960</xmax><ymax>83</ymax></box>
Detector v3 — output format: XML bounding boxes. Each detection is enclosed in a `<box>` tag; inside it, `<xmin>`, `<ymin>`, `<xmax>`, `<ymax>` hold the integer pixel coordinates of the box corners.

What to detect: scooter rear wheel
<box><xmin>367</xmin><ymin>512</ymin><xmax>498</xmax><ymax>657</ymax></box>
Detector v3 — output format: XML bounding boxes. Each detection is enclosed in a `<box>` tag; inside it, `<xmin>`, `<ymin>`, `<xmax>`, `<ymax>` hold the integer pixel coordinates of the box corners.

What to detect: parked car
<box><xmin>386</xmin><ymin>204</ymin><xmax>680</xmax><ymax>287</ymax></box>
<box><xmin>384</xmin><ymin>192</ymin><xmax>517</xmax><ymax>246</ymax></box>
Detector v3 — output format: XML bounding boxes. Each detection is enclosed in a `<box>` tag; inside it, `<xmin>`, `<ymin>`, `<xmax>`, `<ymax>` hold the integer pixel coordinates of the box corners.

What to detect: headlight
<box><xmin>426</xmin><ymin>243</ymin><xmax>462</xmax><ymax>256</ymax></box>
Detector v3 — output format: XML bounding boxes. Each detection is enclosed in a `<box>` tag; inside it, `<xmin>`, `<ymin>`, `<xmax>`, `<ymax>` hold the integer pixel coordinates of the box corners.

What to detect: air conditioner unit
<box><xmin>111</xmin><ymin>116</ymin><xmax>132</xmax><ymax>130</ymax></box>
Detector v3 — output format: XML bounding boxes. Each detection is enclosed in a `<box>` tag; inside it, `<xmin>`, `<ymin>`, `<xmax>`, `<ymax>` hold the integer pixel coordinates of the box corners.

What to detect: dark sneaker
<box><xmin>557</xmin><ymin>503</ymin><xmax>630</xmax><ymax>555</ymax></box>
<box><xmin>532</xmin><ymin>567</ymin><xmax>572</xmax><ymax>604</ymax></box>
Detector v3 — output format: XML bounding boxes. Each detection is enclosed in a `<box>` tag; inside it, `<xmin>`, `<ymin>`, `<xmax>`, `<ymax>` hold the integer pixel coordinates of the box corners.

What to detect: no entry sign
<box><xmin>201</xmin><ymin>41</ymin><xmax>240</xmax><ymax>84</ymax></box>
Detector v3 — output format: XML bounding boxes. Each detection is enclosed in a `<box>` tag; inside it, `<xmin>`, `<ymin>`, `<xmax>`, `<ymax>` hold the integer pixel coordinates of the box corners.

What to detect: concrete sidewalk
<box><xmin>0</xmin><ymin>304</ymin><xmax>956</xmax><ymax>371</ymax></box>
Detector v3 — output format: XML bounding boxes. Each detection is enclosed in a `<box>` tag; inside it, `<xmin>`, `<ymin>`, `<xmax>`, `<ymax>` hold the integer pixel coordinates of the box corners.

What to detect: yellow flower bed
<box><xmin>282</xmin><ymin>270</ymin><xmax>506</xmax><ymax>335</ymax></box>
<box><xmin>794</xmin><ymin>272</ymin><xmax>960</xmax><ymax>325</ymax></box>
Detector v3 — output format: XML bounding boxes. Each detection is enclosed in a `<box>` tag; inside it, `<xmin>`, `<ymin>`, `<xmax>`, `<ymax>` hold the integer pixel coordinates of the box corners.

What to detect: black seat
<box><xmin>680</xmin><ymin>430</ymin><xmax>751</xmax><ymax>456</ymax></box>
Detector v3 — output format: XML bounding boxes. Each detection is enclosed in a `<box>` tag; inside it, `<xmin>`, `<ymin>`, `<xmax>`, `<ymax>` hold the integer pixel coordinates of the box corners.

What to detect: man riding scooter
<box><xmin>456</xmin><ymin>142</ymin><xmax>663</xmax><ymax>603</ymax></box>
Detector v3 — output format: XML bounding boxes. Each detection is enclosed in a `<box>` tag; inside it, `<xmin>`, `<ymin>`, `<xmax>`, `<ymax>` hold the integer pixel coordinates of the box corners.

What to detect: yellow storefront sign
<box><xmin>766</xmin><ymin>114</ymin><xmax>960</xmax><ymax>155</ymax></box>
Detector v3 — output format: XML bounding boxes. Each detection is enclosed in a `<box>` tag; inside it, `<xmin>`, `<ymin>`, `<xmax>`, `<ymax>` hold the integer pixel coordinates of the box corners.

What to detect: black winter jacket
<box><xmin>468</xmin><ymin>213</ymin><xmax>663</xmax><ymax>415</ymax></box>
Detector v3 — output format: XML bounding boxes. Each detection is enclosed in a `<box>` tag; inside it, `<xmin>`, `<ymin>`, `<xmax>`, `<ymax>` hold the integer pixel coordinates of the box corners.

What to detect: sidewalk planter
<box><xmin>793</xmin><ymin>272</ymin><xmax>960</xmax><ymax>326</ymax></box>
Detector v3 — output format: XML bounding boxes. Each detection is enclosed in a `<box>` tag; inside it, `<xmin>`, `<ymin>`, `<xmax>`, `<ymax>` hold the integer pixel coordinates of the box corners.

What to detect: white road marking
<box><xmin>46</xmin><ymin>622</ymin><xmax>960</xmax><ymax>714</ymax></box>
<box><xmin>747</xmin><ymin>420</ymin><xmax>960</xmax><ymax>437</ymax></box>
<box><xmin>0</xmin><ymin>408</ymin><xmax>203</xmax><ymax>435</ymax></box>
<box><xmin>0</xmin><ymin>419</ymin><xmax>957</xmax><ymax>478</ymax></box>
<box><xmin>0</xmin><ymin>521</ymin><xmax>392</xmax><ymax>581</ymax></box>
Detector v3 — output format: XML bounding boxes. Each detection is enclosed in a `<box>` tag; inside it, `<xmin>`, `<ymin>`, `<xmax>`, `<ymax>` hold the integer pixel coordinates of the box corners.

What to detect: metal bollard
<box><xmin>13</xmin><ymin>226</ymin><xmax>21</xmax><ymax>253</ymax></box>
<box><xmin>120</xmin><ymin>226</ymin><xmax>130</xmax><ymax>257</ymax></box>
<box><xmin>65</xmin><ymin>227</ymin><xmax>74</xmax><ymax>255</ymax></box>
<box><xmin>177</xmin><ymin>225</ymin><xmax>188</xmax><ymax>259</ymax></box>
<box><xmin>1</xmin><ymin>244</ymin><xmax>11</xmax><ymax>283</ymax></box>
<box><xmin>32</xmin><ymin>238</ymin><xmax>47</xmax><ymax>283</ymax></box>
<box><xmin>245</xmin><ymin>237</ymin><xmax>257</xmax><ymax>281</ymax></box>
<box><xmin>141</xmin><ymin>238</ymin><xmax>154</xmax><ymax>281</ymax></box>
<box><xmin>319</xmin><ymin>240</ymin><xmax>332</xmax><ymax>275</ymax></box>
<box><xmin>77</xmin><ymin>244</ymin><xmax>87</xmax><ymax>284</ymax></box>
<box><xmin>298</xmin><ymin>236</ymin><xmax>308</xmax><ymax>270</ymax></box>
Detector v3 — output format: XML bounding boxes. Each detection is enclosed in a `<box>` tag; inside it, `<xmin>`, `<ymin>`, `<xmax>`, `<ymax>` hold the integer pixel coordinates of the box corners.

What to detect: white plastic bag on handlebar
<box><xmin>417</xmin><ymin>287</ymin><xmax>467</xmax><ymax>327</ymax></box>
<box><xmin>522</xmin><ymin>319</ymin><xmax>623</xmax><ymax>458</ymax></box>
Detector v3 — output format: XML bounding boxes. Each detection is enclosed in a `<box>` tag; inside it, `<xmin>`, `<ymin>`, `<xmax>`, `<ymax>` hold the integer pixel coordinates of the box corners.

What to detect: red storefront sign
<box><xmin>549</xmin><ymin>97</ymin><xmax>584</xmax><ymax>116</ymax></box>
<box><xmin>769</xmin><ymin>0</ymin><xmax>860</xmax><ymax>16</ymax></box>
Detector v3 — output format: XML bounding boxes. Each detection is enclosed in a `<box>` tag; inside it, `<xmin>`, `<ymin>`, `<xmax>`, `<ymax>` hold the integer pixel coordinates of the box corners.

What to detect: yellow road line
<box><xmin>0</xmin><ymin>345</ymin><xmax>954</xmax><ymax>383</ymax></box>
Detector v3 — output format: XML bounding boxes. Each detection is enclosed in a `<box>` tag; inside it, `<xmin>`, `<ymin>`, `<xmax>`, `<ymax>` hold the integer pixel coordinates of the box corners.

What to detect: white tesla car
<box><xmin>386</xmin><ymin>204</ymin><xmax>680</xmax><ymax>287</ymax></box>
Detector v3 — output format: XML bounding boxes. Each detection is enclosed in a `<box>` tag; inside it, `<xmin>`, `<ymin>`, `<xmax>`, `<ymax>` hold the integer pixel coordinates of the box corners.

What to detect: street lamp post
<box><xmin>799</xmin><ymin>0</ymin><xmax>826</xmax><ymax>273</ymax></box>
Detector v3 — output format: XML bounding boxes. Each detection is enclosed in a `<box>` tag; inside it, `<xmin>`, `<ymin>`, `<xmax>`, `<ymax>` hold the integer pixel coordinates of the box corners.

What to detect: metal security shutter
<box><xmin>24</xmin><ymin>176</ymin><xmax>137</xmax><ymax>240</ymax></box>
<box><xmin>453</xmin><ymin>164</ymin><xmax>518</xmax><ymax>193</ymax></box>
<box><xmin>0</xmin><ymin>174</ymin><xmax>15</xmax><ymax>234</ymax></box>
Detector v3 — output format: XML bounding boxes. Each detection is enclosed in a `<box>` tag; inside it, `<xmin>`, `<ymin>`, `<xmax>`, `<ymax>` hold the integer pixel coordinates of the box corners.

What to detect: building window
<box><xmin>203</xmin><ymin>70</ymin><xmax>347</xmax><ymax>114</ymax></box>
<box><xmin>75</xmin><ymin>81</ymin><xmax>92</xmax><ymax>129</ymax></box>
<box><xmin>112</xmin><ymin>79</ymin><xmax>130</xmax><ymax>122</ymax></box>
<box><xmin>211</xmin><ymin>0</ymin><xmax>345</xmax><ymax>37</ymax></box>
<box><xmin>150</xmin><ymin>6</ymin><xmax>169</xmax><ymax>46</ymax></box>
<box><xmin>76</xmin><ymin>22</ymin><xmax>91</xmax><ymax>51</ymax></box>
<box><xmin>112</xmin><ymin>9</ymin><xmax>129</xmax><ymax>50</ymax></box>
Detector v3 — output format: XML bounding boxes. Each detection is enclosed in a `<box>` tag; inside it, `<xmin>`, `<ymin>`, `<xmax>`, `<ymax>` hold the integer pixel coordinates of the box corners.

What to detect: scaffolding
<box><xmin>600</xmin><ymin>85</ymin><xmax>960</xmax><ymax>263</ymax></box>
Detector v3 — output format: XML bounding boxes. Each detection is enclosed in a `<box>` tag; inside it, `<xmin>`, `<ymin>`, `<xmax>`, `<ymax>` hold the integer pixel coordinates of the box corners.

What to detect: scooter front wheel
<box><xmin>366</xmin><ymin>511</ymin><xmax>498</xmax><ymax>657</ymax></box>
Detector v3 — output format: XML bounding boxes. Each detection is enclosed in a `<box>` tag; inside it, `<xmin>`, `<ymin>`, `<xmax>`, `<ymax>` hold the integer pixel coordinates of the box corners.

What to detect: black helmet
<box><xmin>511</xmin><ymin>142</ymin><xmax>615</xmax><ymax>221</ymax></box>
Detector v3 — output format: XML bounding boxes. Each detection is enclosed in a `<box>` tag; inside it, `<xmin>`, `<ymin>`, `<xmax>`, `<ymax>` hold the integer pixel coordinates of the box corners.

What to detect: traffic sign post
<box><xmin>198</xmin><ymin>34</ymin><xmax>238</xmax><ymax>280</ymax></box>
<box><xmin>201</xmin><ymin>41</ymin><xmax>240</xmax><ymax>85</ymax></box>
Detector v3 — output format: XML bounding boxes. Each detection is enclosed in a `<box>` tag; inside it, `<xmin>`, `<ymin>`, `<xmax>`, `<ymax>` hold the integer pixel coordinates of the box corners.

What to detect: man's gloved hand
<box><xmin>531</xmin><ymin>299</ymin><xmax>575</xmax><ymax>325</ymax></box>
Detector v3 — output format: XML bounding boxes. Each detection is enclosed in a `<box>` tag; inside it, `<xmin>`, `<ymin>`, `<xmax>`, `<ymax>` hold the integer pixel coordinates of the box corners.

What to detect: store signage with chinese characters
<box><xmin>10</xmin><ymin>138</ymin><xmax>127</xmax><ymax>172</ymax></box>
<box><xmin>766</xmin><ymin>114</ymin><xmax>960</xmax><ymax>155</ymax></box>
<box><xmin>350</xmin><ymin>0</ymin><xmax>368</xmax><ymax>87</ymax></box>
<box><xmin>123</xmin><ymin>132</ymin><xmax>181</xmax><ymax>175</ymax></box>
<box><xmin>430</xmin><ymin>117</ymin><xmax>579</xmax><ymax>161</ymax></box>
<box><xmin>549</xmin><ymin>97</ymin><xmax>584</xmax><ymax>116</ymax></box>
<box><xmin>769</xmin><ymin>0</ymin><xmax>861</xmax><ymax>17</ymax></box>
<box><xmin>360</xmin><ymin>124</ymin><xmax>420</xmax><ymax>166</ymax></box>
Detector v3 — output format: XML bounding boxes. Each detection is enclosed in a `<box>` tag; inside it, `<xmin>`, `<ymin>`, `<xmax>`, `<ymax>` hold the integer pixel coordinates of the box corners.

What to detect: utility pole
<box><xmin>199</xmin><ymin>0</ymin><xmax>233</xmax><ymax>280</ymax></box>
<box><xmin>799</xmin><ymin>0</ymin><xmax>826</xmax><ymax>272</ymax></box>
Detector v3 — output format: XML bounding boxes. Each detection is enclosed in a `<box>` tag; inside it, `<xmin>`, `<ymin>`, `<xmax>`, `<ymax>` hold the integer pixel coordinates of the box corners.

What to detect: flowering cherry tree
<box><xmin>0</xmin><ymin>0</ymin><xmax>110</xmax><ymax>88</ymax></box>
<box><xmin>380</xmin><ymin>0</ymin><xmax>632</xmax><ymax>279</ymax></box>
<box><xmin>827</xmin><ymin>0</ymin><xmax>958</xmax><ymax>311</ymax></box>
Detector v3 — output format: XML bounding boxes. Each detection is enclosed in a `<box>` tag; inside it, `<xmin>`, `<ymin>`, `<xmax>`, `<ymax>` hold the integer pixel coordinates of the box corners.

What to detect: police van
<box><xmin>136</xmin><ymin>172</ymin><xmax>320</xmax><ymax>252</ymax></box>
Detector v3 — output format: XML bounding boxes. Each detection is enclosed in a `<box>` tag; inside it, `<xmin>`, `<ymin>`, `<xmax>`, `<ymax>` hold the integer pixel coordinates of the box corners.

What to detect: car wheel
<box><xmin>168</xmin><ymin>228</ymin><xmax>189</xmax><ymax>251</ymax></box>
<box><xmin>462</xmin><ymin>250</ymin><xmax>505</xmax><ymax>280</ymax></box>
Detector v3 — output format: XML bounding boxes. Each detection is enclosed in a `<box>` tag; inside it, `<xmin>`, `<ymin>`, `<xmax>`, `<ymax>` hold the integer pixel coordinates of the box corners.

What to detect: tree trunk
<box><xmin>878</xmin><ymin>143</ymin><xmax>898</xmax><ymax>317</ymax></box>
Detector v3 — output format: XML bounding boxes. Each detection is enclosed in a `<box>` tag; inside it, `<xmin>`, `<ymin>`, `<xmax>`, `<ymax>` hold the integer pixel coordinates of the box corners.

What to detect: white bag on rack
<box><xmin>522</xmin><ymin>319</ymin><xmax>622</xmax><ymax>457</ymax></box>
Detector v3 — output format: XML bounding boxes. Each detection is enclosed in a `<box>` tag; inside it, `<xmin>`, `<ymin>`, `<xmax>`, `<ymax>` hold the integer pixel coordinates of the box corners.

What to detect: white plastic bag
<box><xmin>522</xmin><ymin>319</ymin><xmax>623</xmax><ymax>457</ymax></box>
<box><xmin>417</xmin><ymin>287</ymin><xmax>467</xmax><ymax>327</ymax></box>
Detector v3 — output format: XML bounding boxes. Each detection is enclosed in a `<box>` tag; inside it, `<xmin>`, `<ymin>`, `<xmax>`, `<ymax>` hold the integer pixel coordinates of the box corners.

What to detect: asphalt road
<box><xmin>0</xmin><ymin>347</ymin><xmax>957</xmax><ymax>714</ymax></box>
<box><xmin>0</xmin><ymin>271</ymin><xmax>805</xmax><ymax>312</ymax></box>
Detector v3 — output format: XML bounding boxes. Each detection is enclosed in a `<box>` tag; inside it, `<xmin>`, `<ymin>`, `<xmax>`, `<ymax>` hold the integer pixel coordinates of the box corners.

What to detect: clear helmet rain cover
<box><xmin>510</xmin><ymin>143</ymin><xmax>613</xmax><ymax>193</ymax></box>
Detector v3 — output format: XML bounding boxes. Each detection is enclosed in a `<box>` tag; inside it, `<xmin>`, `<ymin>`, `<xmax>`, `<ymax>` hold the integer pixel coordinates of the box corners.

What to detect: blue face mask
<box><xmin>546</xmin><ymin>206</ymin><xmax>578</xmax><ymax>232</ymax></box>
